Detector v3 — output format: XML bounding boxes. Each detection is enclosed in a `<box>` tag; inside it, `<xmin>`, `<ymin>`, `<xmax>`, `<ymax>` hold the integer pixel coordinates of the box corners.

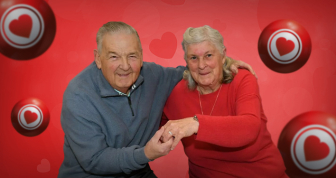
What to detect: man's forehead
<box><xmin>102</xmin><ymin>32</ymin><xmax>141</xmax><ymax>51</ymax></box>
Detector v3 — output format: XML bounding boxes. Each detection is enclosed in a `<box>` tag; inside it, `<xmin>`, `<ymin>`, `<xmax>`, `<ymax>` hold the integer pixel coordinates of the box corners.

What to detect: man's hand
<box><xmin>144</xmin><ymin>127</ymin><xmax>173</xmax><ymax>160</ymax></box>
<box><xmin>230</xmin><ymin>60</ymin><xmax>257</xmax><ymax>78</ymax></box>
<box><xmin>161</xmin><ymin>117</ymin><xmax>199</xmax><ymax>150</ymax></box>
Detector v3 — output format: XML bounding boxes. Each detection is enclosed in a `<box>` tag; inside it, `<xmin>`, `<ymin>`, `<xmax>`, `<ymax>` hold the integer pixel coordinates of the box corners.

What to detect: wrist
<box><xmin>193</xmin><ymin>115</ymin><xmax>199</xmax><ymax>135</ymax></box>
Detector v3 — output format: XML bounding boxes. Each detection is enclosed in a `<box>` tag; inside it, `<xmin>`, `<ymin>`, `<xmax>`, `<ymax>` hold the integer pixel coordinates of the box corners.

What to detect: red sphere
<box><xmin>278</xmin><ymin>111</ymin><xmax>336</xmax><ymax>177</ymax></box>
<box><xmin>0</xmin><ymin>0</ymin><xmax>56</xmax><ymax>60</ymax></box>
<box><xmin>258</xmin><ymin>19</ymin><xmax>311</xmax><ymax>73</ymax></box>
<box><xmin>11</xmin><ymin>98</ymin><xmax>50</xmax><ymax>136</ymax></box>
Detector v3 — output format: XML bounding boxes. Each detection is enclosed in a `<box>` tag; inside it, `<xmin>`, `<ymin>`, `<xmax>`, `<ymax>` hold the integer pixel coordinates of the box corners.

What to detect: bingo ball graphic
<box><xmin>258</xmin><ymin>20</ymin><xmax>311</xmax><ymax>73</ymax></box>
<box><xmin>278</xmin><ymin>111</ymin><xmax>336</xmax><ymax>177</ymax></box>
<box><xmin>0</xmin><ymin>0</ymin><xmax>56</xmax><ymax>60</ymax></box>
<box><xmin>11</xmin><ymin>98</ymin><xmax>50</xmax><ymax>136</ymax></box>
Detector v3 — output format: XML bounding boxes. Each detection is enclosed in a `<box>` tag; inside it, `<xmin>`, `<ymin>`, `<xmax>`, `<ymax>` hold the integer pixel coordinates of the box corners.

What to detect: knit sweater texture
<box><xmin>59</xmin><ymin>62</ymin><xmax>184</xmax><ymax>177</ymax></box>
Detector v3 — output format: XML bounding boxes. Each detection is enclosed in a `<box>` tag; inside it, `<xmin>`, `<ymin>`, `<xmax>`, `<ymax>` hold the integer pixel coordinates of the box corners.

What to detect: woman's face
<box><xmin>186</xmin><ymin>41</ymin><xmax>225</xmax><ymax>89</ymax></box>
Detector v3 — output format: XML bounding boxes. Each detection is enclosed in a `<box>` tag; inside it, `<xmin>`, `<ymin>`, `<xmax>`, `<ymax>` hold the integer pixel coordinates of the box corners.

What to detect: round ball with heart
<box><xmin>0</xmin><ymin>0</ymin><xmax>56</xmax><ymax>60</ymax></box>
<box><xmin>11</xmin><ymin>97</ymin><xmax>50</xmax><ymax>136</ymax></box>
<box><xmin>258</xmin><ymin>19</ymin><xmax>311</xmax><ymax>73</ymax></box>
<box><xmin>278</xmin><ymin>111</ymin><xmax>336</xmax><ymax>177</ymax></box>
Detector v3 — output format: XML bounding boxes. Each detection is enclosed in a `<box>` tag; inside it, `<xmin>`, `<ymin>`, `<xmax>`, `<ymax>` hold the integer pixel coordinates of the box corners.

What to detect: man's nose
<box><xmin>120</xmin><ymin>57</ymin><xmax>131</xmax><ymax>70</ymax></box>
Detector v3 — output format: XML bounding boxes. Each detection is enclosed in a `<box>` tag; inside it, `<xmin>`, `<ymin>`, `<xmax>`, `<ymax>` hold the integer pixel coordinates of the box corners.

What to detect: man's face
<box><xmin>95</xmin><ymin>32</ymin><xmax>143</xmax><ymax>94</ymax></box>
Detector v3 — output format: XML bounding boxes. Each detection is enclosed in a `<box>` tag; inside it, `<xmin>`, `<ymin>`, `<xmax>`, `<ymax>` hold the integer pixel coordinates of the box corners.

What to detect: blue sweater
<box><xmin>58</xmin><ymin>62</ymin><xmax>184</xmax><ymax>177</ymax></box>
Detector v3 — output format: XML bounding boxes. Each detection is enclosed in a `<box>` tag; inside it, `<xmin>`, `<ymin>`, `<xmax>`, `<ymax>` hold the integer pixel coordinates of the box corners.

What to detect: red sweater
<box><xmin>162</xmin><ymin>69</ymin><xmax>288</xmax><ymax>178</ymax></box>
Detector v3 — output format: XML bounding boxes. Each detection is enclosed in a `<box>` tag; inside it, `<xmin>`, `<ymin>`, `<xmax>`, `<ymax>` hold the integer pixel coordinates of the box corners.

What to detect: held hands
<box><xmin>161</xmin><ymin>117</ymin><xmax>199</xmax><ymax>150</ymax></box>
<box><xmin>144</xmin><ymin>127</ymin><xmax>174</xmax><ymax>160</ymax></box>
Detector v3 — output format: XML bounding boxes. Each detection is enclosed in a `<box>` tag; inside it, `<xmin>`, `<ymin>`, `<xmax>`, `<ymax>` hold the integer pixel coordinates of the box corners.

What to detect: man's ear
<box><xmin>94</xmin><ymin>49</ymin><xmax>101</xmax><ymax>69</ymax></box>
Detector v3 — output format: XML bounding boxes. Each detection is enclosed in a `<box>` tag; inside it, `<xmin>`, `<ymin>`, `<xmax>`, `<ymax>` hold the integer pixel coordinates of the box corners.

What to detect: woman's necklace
<box><xmin>198</xmin><ymin>84</ymin><xmax>222</xmax><ymax>115</ymax></box>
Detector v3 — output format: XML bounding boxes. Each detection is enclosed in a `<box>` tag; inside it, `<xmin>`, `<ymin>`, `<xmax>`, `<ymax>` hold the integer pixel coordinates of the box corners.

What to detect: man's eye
<box><xmin>110</xmin><ymin>56</ymin><xmax>117</xmax><ymax>59</ymax></box>
<box><xmin>190</xmin><ymin>56</ymin><xmax>197</xmax><ymax>60</ymax></box>
<box><xmin>206</xmin><ymin>54</ymin><xmax>212</xmax><ymax>57</ymax></box>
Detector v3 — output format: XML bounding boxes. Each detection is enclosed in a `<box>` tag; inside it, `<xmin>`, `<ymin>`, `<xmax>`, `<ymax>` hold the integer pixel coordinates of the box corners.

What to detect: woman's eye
<box><xmin>190</xmin><ymin>56</ymin><xmax>197</xmax><ymax>60</ymax></box>
<box><xmin>206</xmin><ymin>54</ymin><xmax>212</xmax><ymax>57</ymax></box>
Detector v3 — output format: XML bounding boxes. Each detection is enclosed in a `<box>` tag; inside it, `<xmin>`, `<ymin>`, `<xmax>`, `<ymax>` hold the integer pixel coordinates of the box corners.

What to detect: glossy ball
<box><xmin>0</xmin><ymin>0</ymin><xmax>56</xmax><ymax>60</ymax></box>
<box><xmin>258</xmin><ymin>19</ymin><xmax>311</xmax><ymax>73</ymax></box>
<box><xmin>278</xmin><ymin>111</ymin><xmax>336</xmax><ymax>177</ymax></box>
<box><xmin>11</xmin><ymin>97</ymin><xmax>50</xmax><ymax>136</ymax></box>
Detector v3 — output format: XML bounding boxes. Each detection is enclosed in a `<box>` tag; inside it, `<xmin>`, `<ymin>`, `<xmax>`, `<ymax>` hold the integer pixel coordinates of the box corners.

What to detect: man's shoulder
<box><xmin>65</xmin><ymin>62</ymin><xmax>98</xmax><ymax>97</ymax></box>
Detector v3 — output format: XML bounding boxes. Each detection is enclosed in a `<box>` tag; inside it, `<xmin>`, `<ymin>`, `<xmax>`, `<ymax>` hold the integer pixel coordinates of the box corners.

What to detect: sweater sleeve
<box><xmin>148</xmin><ymin>63</ymin><xmax>185</xmax><ymax>96</ymax></box>
<box><xmin>195</xmin><ymin>72</ymin><xmax>261</xmax><ymax>148</ymax></box>
<box><xmin>61</xmin><ymin>95</ymin><xmax>150</xmax><ymax>175</ymax></box>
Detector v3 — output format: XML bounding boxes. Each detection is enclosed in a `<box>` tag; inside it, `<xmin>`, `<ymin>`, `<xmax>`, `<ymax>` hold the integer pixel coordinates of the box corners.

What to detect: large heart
<box><xmin>276</xmin><ymin>37</ymin><xmax>295</xmax><ymax>56</ymax></box>
<box><xmin>149</xmin><ymin>32</ymin><xmax>177</xmax><ymax>59</ymax></box>
<box><xmin>304</xmin><ymin>135</ymin><xmax>330</xmax><ymax>161</ymax></box>
<box><xmin>9</xmin><ymin>14</ymin><xmax>32</xmax><ymax>38</ymax></box>
<box><xmin>24</xmin><ymin>110</ymin><xmax>38</xmax><ymax>124</ymax></box>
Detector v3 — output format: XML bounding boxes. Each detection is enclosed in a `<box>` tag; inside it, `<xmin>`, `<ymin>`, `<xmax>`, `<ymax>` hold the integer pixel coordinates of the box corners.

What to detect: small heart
<box><xmin>276</xmin><ymin>37</ymin><xmax>295</xmax><ymax>56</ymax></box>
<box><xmin>24</xmin><ymin>110</ymin><xmax>38</xmax><ymax>124</ymax></box>
<box><xmin>149</xmin><ymin>32</ymin><xmax>177</xmax><ymax>59</ymax></box>
<box><xmin>161</xmin><ymin>0</ymin><xmax>185</xmax><ymax>5</ymax></box>
<box><xmin>9</xmin><ymin>14</ymin><xmax>32</xmax><ymax>38</ymax></box>
<box><xmin>37</xmin><ymin>159</ymin><xmax>50</xmax><ymax>173</ymax></box>
<box><xmin>304</xmin><ymin>135</ymin><xmax>330</xmax><ymax>161</ymax></box>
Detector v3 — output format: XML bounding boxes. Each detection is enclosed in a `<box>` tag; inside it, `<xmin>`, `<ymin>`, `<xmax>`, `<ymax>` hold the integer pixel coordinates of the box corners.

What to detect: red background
<box><xmin>1</xmin><ymin>0</ymin><xmax>336</xmax><ymax>177</ymax></box>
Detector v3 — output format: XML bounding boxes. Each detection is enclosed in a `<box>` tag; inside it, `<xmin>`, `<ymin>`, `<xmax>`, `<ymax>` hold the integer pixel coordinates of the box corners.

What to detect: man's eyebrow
<box><xmin>107</xmin><ymin>51</ymin><xmax>118</xmax><ymax>55</ymax></box>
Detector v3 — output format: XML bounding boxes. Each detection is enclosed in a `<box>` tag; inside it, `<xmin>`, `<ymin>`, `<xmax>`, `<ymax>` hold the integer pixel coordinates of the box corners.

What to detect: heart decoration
<box><xmin>9</xmin><ymin>14</ymin><xmax>32</xmax><ymax>38</ymax></box>
<box><xmin>37</xmin><ymin>159</ymin><xmax>50</xmax><ymax>173</ymax></box>
<box><xmin>149</xmin><ymin>32</ymin><xmax>177</xmax><ymax>59</ymax></box>
<box><xmin>276</xmin><ymin>37</ymin><xmax>295</xmax><ymax>56</ymax></box>
<box><xmin>24</xmin><ymin>110</ymin><xmax>38</xmax><ymax>124</ymax></box>
<box><xmin>304</xmin><ymin>135</ymin><xmax>330</xmax><ymax>161</ymax></box>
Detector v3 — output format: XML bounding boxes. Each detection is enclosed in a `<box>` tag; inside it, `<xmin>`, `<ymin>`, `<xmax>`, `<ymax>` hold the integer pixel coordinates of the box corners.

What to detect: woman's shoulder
<box><xmin>169</xmin><ymin>79</ymin><xmax>193</xmax><ymax>97</ymax></box>
<box><xmin>232</xmin><ymin>69</ymin><xmax>256</xmax><ymax>83</ymax></box>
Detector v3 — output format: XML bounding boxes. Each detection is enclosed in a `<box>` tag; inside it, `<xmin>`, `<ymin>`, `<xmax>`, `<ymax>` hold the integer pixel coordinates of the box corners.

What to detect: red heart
<box><xmin>304</xmin><ymin>135</ymin><xmax>330</xmax><ymax>161</ymax></box>
<box><xmin>276</xmin><ymin>37</ymin><xmax>295</xmax><ymax>56</ymax></box>
<box><xmin>24</xmin><ymin>110</ymin><xmax>38</xmax><ymax>124</ymax></box>
<box><xmin>149</xmin><ymin>32</ymin><xmax>177</xmax><ymax>59</ymax></box>
<box><xmin>9</xmin><ymin>14</ymin><xmax>32</xmax><ymax>38</ymax></box>
<box><xmin>161</xmin><ymin>0</ymin><xmax>185</xmax><ymax>5</ymax></box>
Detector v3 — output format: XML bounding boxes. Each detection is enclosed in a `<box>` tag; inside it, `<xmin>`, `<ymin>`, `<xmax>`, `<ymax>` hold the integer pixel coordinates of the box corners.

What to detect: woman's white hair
<box><xmin>96</xmin><ymin>21</ymin><xmax>142</xmax><ymax>54</ymax></box>
<box><xmin>182</xmin><ymin>25</ymin><xmax>234</xmax><ymax>90</ymax></box>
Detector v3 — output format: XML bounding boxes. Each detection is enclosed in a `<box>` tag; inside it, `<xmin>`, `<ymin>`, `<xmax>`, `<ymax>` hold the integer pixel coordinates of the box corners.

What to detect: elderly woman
<box><xmin>161</xmin><ymin>25</ymin><xmax>288</xmax><ymax>178</ymax></box>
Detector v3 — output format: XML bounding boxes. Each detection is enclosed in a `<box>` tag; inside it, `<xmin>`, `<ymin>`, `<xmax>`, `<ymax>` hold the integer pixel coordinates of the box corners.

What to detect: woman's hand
<box><xmin>161</xmin><ymin>117</ymin><xmax>199</xmax><ymax>150</ymax></box>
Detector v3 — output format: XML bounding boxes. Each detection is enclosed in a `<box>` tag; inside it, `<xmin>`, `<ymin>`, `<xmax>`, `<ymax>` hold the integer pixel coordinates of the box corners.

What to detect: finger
<box><xmin>162</xmin><ymin>136</ymin><xmax>174</xmax><ymax>148</ymax></box>
<box><xmin>171</xmin><ymin>135</ymin><xmax>182</xmax><ymax>150</ymax></box>
<box><xmin>152</xmin><ymin>127</ymin><xmax>165</xmax><ymax>141</ymax></box>
<box><xmin>162</xmin><ymin>129</ymin><xmax>174</xmax><ymax>143</ymax></box>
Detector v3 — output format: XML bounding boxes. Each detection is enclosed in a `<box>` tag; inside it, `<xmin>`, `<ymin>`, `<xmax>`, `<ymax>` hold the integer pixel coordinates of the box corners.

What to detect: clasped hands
<box><xmin>144</xmin><ymin>117</ymin><xmax>199</xmax><ymax>160</ymax></box>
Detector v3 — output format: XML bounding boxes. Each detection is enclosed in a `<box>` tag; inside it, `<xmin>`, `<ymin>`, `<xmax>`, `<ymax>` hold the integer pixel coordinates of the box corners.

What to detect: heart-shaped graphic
<box><xmin>304</xmin><ymin>135</ymin><xmax>330</xmax><ymax>161</ymax></box>
<box><xmin>161</xmin><ymin>0</ymin><xmax>185</xmax><ymax>5</ymax></box>
<box><xmin>149</xmin><ymin>32</ymin><xmax>177</xmax><ymax>59</ymax></box>
<box><xmin>37</xmin><ymin>159</ymin><xmax>50</xmax><ymax>173</ymax></box>
<box><xmin>9</xmin><ymin>14</ymin><xmax>32</xmax><ymax>38</ymax></box>
<box><xmin>276</xmin><ymin>37</ymin><xmax>295</xmax><ymax>56</ymax></box>
<box><xmin>24</xmin><ymin>110</ymin><xmax>38</xmax><ymax>124</ymax></box>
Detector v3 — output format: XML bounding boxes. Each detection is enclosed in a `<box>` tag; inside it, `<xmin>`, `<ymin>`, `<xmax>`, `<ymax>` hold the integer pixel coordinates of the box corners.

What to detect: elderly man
<box><xmin>58</xmin><ymin>22</ymin><xmax>254</xmax><ymax>178</ymax></box>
